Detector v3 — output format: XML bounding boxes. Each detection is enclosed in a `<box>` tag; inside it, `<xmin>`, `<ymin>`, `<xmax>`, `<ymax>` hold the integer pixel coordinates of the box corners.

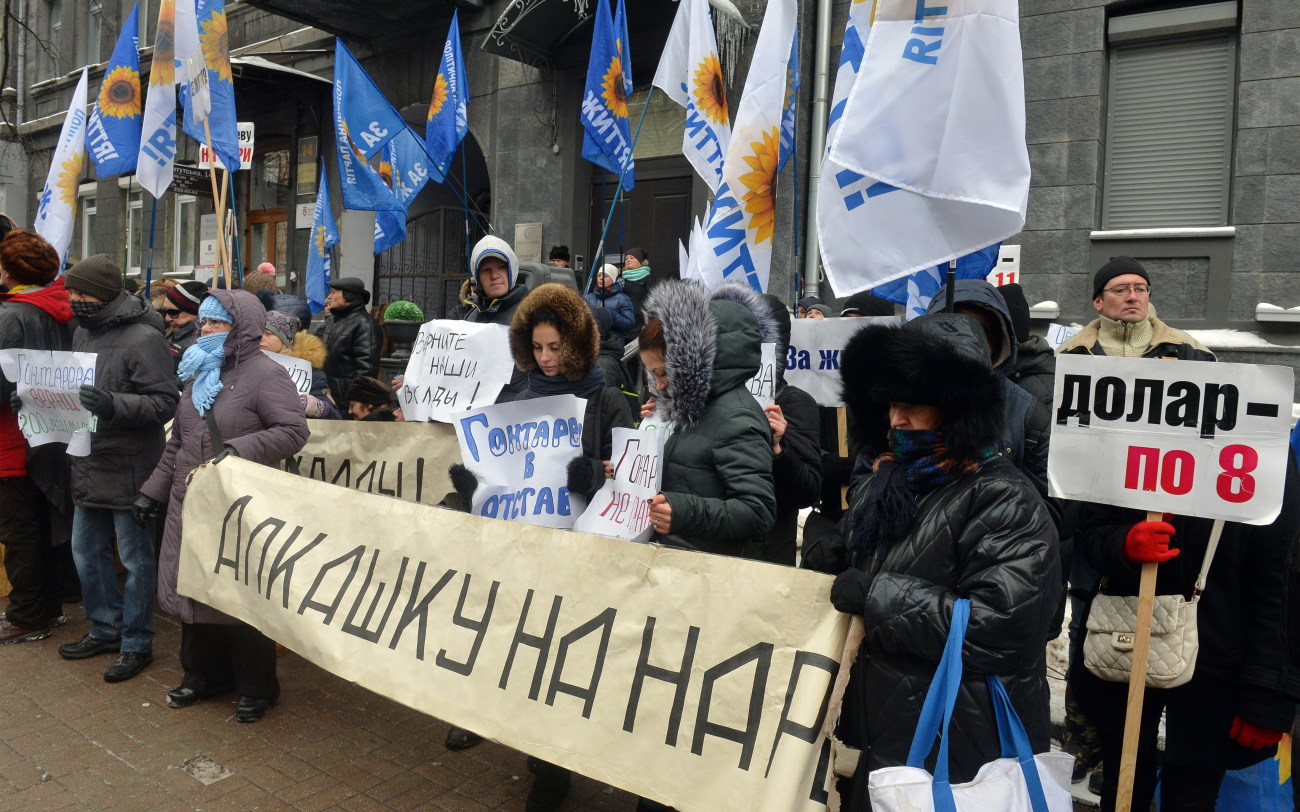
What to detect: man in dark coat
<box><xmin>464</xmin><ymin>235</ymin><xmax>529</xmax><ymax>400</ymax></box>
<box><xmin>314</xmin><ymin>277</ymin><xmax>381</xmax><ymax>406</ymax></box>
<box><xmin>56</xmin><ymin>256</ymin><xmax>178</xmax><ymax>681</ymax></box>
<box><xmin>0</xmin><ymin>229</ymin><xmax>76</xmax><ymax>643</ymax></box>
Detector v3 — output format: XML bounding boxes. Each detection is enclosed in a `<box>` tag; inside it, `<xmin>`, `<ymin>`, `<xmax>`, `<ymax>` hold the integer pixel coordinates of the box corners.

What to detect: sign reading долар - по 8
<box><xmin>0</xmin><ymin>348</ymin><xmax>97</xmax><ymax>456</ymax></box>
<box><xmin>1048</xmin><ymin>356</ymin><xmax>1293</xmax><ymax>525</ymax></box>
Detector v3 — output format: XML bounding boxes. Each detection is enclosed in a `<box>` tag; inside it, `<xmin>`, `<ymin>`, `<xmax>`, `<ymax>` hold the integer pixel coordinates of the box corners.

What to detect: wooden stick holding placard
<box><xmin>217</xmin><ymin>168</ymin><xmax>232</xmax><ymax>290</ymax></box>
<box><xmin>202</xmin><ymin>120</ymin><xmax>232</xmax><ymax>289</ymax></box>
<box><xmin>838</xmin><ymin>407</ymin><xmax>849</xmax><ymax>510</ymax></box>
<box><xmin>1114</xmin><ymin>509</ymin><xmax>1162</xmax><ymax>812</ymax></box>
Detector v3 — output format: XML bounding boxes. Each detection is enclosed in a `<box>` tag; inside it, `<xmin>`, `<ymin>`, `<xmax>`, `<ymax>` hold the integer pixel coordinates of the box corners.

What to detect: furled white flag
<box><xmin>136</xmin><ymin>0</ymin><xmax>178</xmax><ymax>197</ymax></box>
<box><xmin>652</xmin><ymin>0</ymin><xmax>732</xmax><ymax>192</ymax></box>
<box><xmin>818</xmin><ymin>0</ymin><xmax>1030</xmax><ymax>295</ymax></box>
<box><xmin>695</xmin><ymin>0</ymin><xmax>797</xmax><ymax>292</ymax></box>
<box><xmin>33</xmin><ymin>69</ymin><xmax>89</xmax><ymax>263</ymax></box>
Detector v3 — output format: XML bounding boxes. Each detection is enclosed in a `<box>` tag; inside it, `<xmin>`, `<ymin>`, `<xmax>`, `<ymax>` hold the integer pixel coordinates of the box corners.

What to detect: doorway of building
<box><xmin>587</xmin><ymin>156</ymin><xmax>693</xmax><ymax>291</ymax></box>
<box><xmin>246</xmin><ymin>208</ymin><xmax>288</xmax><ymax>283</ymax></box>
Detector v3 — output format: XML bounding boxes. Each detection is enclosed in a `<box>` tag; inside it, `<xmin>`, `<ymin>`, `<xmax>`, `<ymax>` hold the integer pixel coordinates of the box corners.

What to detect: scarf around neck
<box><xmin>524</xmin><ymin>364</ymin><xmax>606</xmax><ymax>400</ymax></box>
<box><xmin>848</xmin><ymin>429</ymin><xmax>993</xmax><ymax>562</ymax></box>
<box><xmin>178</xmin><ymin>332</ymin><xmax>230</xmax><ymax>414</ymax></box>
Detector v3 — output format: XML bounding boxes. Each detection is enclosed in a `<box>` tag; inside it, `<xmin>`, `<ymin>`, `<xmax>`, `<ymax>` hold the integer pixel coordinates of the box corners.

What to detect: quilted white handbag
<box><xmin>868</xmin><ymin>599</ymin><xmax>1074</xmax><ymax>812</ymax></box>
<box><xmin>1082</xmin><ymin>519</ymin><xmax>1223</xmax><ymax>690</ymax></box>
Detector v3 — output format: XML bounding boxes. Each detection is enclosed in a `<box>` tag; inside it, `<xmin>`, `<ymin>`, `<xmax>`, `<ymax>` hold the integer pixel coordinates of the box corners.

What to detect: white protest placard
<box><xmin>1046</xmin><ymin>322</ymin><xmax>1081</xmax><ymax>350</ymax></box>
<box><xmin>283</xmin><ymin>419</ymin><xmax>462</xmax><ymax>505</ymax></box>
<box><xmin>263</xmin><ymin>349</ymin><xmax>312</xmax><ymax>395</ymax></box>
<box><xmin>745</xmin><ymin>342</ymin><xmax>777</xmax><ymax>409</ymax></box>
<box><xmin>454</xmin><ymin>394</ymin><xmax>587</xmax><ymax>529</ymax></box>
<box><xmin>785</xmin><ymin>317</ymin><xmax>892</xmax><ymax>406</ymax></box>
<box><xmin>198</xmin><ymin>121</ymin><xmax>254</xmax><ymax>169</ymax></box>
<box><xmin>179</xmin><ymin>458</ymin><xmax>847</xmax><ymax>812</ymax></box>
<box><xmin>0</xmin><ymin>349</ymin><xmax>97</xmax><ymax>455</ymax></box>
<box><xmin>400</xmin><ymin>320</ymin><xmax>515</xmax><ymax>423</ymax></box>
<box><xmin>573</xmin><ymin>427</ymin><xmax>664</xmax><ymax>541</ymax></box>
<box><xmin>1049</xmin><ymin>356</ymin><xmax>1294</xmax><ymax>524</ymax></box>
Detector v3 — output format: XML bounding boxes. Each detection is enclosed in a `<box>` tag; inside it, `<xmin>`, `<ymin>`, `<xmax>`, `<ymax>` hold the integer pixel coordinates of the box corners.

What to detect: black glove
<box><xmin>131</xmin><ymin>494</ymin><xmax>163</xmax><ymax>528</ymax></box>
<box><xmin>78</xmin><ymin>384</ymin><xmax>115</xmax><ymax>420</ymax></box>
<box><xmin>8</xmin><ymin>391</ymin><xmax>20</xmax><ymax>413</ymax></box>
<box><xmin>566</xmin><ymin>456</ymin><xmax>605</xmax><ymax>500</ymax></box>
<box><xmin>830</xmin><ymin>569</ymin><xmax>873</xmax><ymax>615</ymax></box>
<box><xmin>448</xmin><ymin>464</ymin><xmax>478</xmax><ymax>504</ymax></box>
<box><xmin>212</xmin><ymin>444</ymin><xmax>239</xmax><ymax>464</ymax></box>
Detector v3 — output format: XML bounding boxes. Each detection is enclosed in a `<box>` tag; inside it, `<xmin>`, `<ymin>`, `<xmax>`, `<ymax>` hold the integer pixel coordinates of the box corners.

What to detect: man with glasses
<box><xmin>161</xmin><ymin>280</ymin><xmax>209</xmax><ymax>370</ymax></box>
<box><xmin>1057</xmin><ymin>256</ymin><xmax>1213</xmax><ymax>361</ymax></box>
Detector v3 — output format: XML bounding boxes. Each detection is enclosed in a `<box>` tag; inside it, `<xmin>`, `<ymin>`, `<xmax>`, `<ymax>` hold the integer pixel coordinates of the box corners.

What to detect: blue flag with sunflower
<box><xmin>580</xmin><ymin>0</ymin><xmax>634</xmax><ymax>188</ymax></box>
<box><xmin>180</xmin><ymin>0</ymin><xmax>240</xmax><ymax>174</ymax></box>
<box><xmin>375</xmin><ymin>127</ymin><xmax>436</xmax><ymax>254</ymax></box>
<box><xmin>333</xmin><ymin>39</ymin><xmax>406</xmax><ymax>211</ymax></box>
<box><xmin>614</xmin><ymin>0</ymin><xmax>632</xmax><ymax>96</ymax></box>
<box><xmin>307</xmin><ymin>158</ymin><xmax>340</xmax><ymax>315</ymax></box>
<box><xmin>87</xmin><ymin>3</ymin><xmax>141</xmax><ymax>179</ymax></box>
<box><xmin>424</xmin><ymin>10</ymin><xmax>469</xmax><ymax>180</ymax></box>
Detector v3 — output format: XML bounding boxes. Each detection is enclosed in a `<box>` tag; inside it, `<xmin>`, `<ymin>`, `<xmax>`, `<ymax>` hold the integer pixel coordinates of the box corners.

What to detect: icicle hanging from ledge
<box><xmin>710</xmin><ymin>0</ymin><xmax>751</xmax><ymax>81</ymax></box>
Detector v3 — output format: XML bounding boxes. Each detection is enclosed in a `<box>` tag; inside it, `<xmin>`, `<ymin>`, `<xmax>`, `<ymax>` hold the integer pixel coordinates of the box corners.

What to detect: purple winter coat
<box><xmin>141</xmin><ymin>289</ymin><xmax>309</xmax><ymax>624</ymax></box>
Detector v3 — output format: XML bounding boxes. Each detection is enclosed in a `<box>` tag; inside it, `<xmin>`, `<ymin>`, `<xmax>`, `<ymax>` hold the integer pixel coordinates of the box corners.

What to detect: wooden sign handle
<box><xmin>838</xmin><ymin>407</ymin><xmax>849</xmax><ymax>510</ymax></box>
<box><xmin>1114</xmin><ymin>509</ymin><xmax>1163</xmax><ymax>812</ymax></box>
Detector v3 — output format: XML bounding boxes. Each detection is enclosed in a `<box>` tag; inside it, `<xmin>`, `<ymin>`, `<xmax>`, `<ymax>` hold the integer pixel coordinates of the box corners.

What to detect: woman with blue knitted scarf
<box><xmin>135</xmin><ymin>290</ymin><xmax>309</xmax><ymax>724</ymax></box>
<box><xmin>822</xmin><ymin>312</ymin><xmax>1061</xmax><ymax>812</ymax></box>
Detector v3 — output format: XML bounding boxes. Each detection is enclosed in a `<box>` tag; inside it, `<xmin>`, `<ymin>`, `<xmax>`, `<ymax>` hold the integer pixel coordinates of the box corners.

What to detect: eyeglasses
<box><xmin>199</xmin><ymin>318</ymin><xmax>232</xmax><ymax>329</ymax></box>
<box><xmin>160</xmin><ymin>308</ymin><xmax>182</xmax><ymax>317</ymax></box>
<box><xmin>1103</xmin><ymin>285</ymin><xmax>1150</xmax><ymax>297</ymax></box>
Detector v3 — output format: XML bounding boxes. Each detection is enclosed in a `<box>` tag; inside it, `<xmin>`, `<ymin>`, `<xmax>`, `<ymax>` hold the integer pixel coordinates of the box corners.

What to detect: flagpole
<box><xmin>202</xmin><ymin>119</ymin><xmax>232</xmax><ymax>288</ymax></box>
<box><xmin>943</xmin><ymin>258</ymin><xmax>957</xmax><ymax>313</ymax></box>
<box><xmin>460</xmin><ymin>143</ymin><xmax>470</xmax><ymax>259</ymax></box>
<box><xmin>145</xmin><ymin>195</ymin><xmax>158</xmax><ymax>293</ymax></box>
<box><xmin>218</xmin><ymin>167</ymin><xmax>232</xmax><ymax>289</ymax></box>
<box><xmin>585</xmin><ymin>86</ymin><xmax>655</xmax><ymax>295</ymax></box>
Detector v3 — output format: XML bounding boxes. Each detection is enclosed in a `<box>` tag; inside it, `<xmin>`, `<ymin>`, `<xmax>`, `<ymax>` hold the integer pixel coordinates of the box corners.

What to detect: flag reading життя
<box><xmin>424</xmin><ymin>10</ymin><xmax>468</xmax><ymax>181</ymax></box>
<box><xmin>375</xmin><ymin>127</ymin><xmax>436</xmax><ymax>255</ymax></box>
<box><xmin>307</xmin><ymin>158</ymin><xmax>340</xmax><ymax>315</ymax></box>
<box><xmin>87</xmin><ymin>3</ymin><xmax>141</xmax><ymax>179</ymax></box>
<box><xmin>818</xmin><ymin>0</ymin><xmax>1031</xmax><ymax>296</ymax></box>
<box><xmin>652</xmin><ymin>0</ymin><xmax>731</xmax><ymax>192</ymax></box>
<box><xmin>333</xmin><ymin>39</ymin><xmax>406</xmax><ymax>211</ymax></box>
<box><xmin>695</xmin><ymin>0</ymin><xmax>797</xmax><ymax>293</ymax></box>
<box><xmin>137</xmin><ymin>0</ymin><xmax>178</xmax><ymax>198</ymax></box>
<box><xmin>580</xmin><ymin>0</ymin><xmax>635</xmax><ymax>189</ymax></box>
<box><xmin>34</xmin><ymin>69</ymin><xmax>90</xmax><ymax>263</ymax></box>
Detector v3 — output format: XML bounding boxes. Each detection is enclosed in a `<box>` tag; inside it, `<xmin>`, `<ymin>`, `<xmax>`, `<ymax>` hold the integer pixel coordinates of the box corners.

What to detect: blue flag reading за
<box><xmin>375</xmin><ymin>127</ymin><xmax>436</xmax><ymax>255</ymax></box>
<box><xmin>307</xmin><ymin>158</ymin><xmax>340</xmax><ymax>315</ymax></box>
<box><xmin>333</xmin><ymin>39</ymin><xmax>405</xmax><ymax>211</ymax></box>
<box><xmin>872</xmin><ymin>244</ymin><xmax>1002</xmax><ymax>320</ymax></box>
<box><xmin>424</xmin><ymin>10</ymin><xmax>469</xmax><ymax>180</ymax></box>
<box><xmin>180</xmin><ymin>0</ymin><xmax>240</xmax><ymax>174</ymax></box>
<box><xmin>87</xmin><ymin>3</ymin><xmax>141</xmax><ymax>178</ymax></box>
<box><xmin>580</xmin><ymin>0</ymin><xmax>635</xmax><ymax>188</ymax></box>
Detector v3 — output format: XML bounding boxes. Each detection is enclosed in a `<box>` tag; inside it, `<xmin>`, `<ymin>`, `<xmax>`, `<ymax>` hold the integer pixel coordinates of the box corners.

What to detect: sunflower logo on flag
<box><xmin>56</xmin><ymin>153</ymin><xmax>85</xmax><ymax>208</ymax></box>
<box><xmin>427</xmin><ymin>74</ymin><xmax>449</xmax><ymax>120</ymax></box>
<box><xmin>738</xmin><ymin>127</ymin><xmax>779</xmax><ymax>245</ymax></box>
<box><xmin>98</xmin><ymin>65</ymin><xmax>142</xmax><ymax>119</ymax></box>
<box><xmin>378</xmin><ymin>159</ymin><xmax>394</xmax><ymax>188</ymax></box>
<box><xmin>199</xmin><ymin>11</ymin><xmax>233</xmax><ymax>83</ymax></box>
<box><xmin>150</xmin><ymin>0</ymin><xmax>177</xmax><ymax>87</ymax></box>
<box><xmin>313</xmin><ymin>224</ymin><xmax>328</xmax><ymax>256</ymax></box>
<box><xmin>601</xmin><ymin>56</ymin><xmax>628</xmax><ymax>119</ymax></box>
<box><xmin>692</xmin><ymin>53</ymin><xmax>728</xmax><ymax>126</ymax></box>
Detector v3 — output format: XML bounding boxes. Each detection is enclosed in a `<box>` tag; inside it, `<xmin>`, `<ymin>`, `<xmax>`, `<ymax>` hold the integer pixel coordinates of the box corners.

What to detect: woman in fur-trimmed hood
<box><xmin>825</xmin><ymin>313</ymin><xmax>1061</xmax><ymax>810</ymax></box>
<box><xmin>638</xmin><ymin>281</ymin><xmax>777</xmax><ymax>558</ymax></box>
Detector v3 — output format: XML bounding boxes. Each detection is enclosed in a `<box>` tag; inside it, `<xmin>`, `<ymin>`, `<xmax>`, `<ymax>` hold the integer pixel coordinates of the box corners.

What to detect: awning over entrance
<box><xmin>484</xmin><ymin>0</ymin><xmax>679</xmax><ymax>72</ymax></box>
<box><xmin>237</xmin><ymin>0</ymin><xmax>483</xmax><ymax>40</ymax></box>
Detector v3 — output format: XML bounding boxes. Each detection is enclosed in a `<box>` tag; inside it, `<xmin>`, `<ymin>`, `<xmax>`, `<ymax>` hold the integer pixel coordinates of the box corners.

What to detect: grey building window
<box><xmin>42</xmin><ymin>0</ymin><xmax>63</xmax><ymax>80</ymax></box>
<box><xmin>80</xmin><ymin>1</ymin><xmax>103</xmax><ymax>67</ymax></box>
<box><xmin>1101</xmin><ymin>3</ymin><xmax>1238</xmax><ymax>229</ymax></box>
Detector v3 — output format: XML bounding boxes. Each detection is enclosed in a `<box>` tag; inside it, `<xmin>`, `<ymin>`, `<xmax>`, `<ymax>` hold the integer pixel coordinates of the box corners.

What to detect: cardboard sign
<box><xmin>746</xmin><ymin>343</ymin><xmax>778</xmax><ymax>409</ymax></box>
<box><xmin>1046</xmin><ymin>322</ymin><xmax>1080</xmax><ymax>350</ymax></box>
<box><xmin>179</xmin><ymin>458</ymin><xmax>847</xmax><ymax>812</ymax></box>
<box><xmin>198</xmin><ymin>121</ymin><xmax>254</xmax><ymax>170</ymax></box>
<box><xmin>573</xmin><ymin>427</ymin><xmax>665</xmax><ymax>541</ymax></box>
<box><xmin>454</xmin><ymin>394</ymin><xmax>588</xmax><ymax>529</ymax></box>
<box><xmin>400</xmin><ymin>320</ymin><xmax>515</xmax><ymax>423</ymax></box>
<box><xmin>263</xmin><ymin>350</ymin><xmax>312</xmax><ymax>395</ymax></box>
<box><xmin>0</xmin><ymin>349</ymin><xmax>97</xmax><ymax>455</ymax></box>
<box><xmin>785</xmin><ymin>317</ymin><xmax>892</xmax><ymax>407</ymax></box>
<box><xmin>282</xmin><ymin>419</ymin><xmax>462</xmax><ymax>506</ymax></box>
<box><xmin>1049</xmin><ymin>356</ymin><xmax>1294</xmax><ymax>524</ymax></box>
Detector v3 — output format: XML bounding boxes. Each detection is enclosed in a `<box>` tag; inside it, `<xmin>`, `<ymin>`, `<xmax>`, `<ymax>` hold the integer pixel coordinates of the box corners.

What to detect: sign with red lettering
<box><xmin>573</xmin><ymin>427</ymin><xmax>664</xmax><ymax>541</ymax></box>
<box><xmin>1049</xmin><ymin>355</ymin><xmax>1293</xmax><ymax>524</ymax></box>
<box><xmin>198</xmin><ymin>122</ymin><xmax>254</xmax><ymax>170</ymax></box>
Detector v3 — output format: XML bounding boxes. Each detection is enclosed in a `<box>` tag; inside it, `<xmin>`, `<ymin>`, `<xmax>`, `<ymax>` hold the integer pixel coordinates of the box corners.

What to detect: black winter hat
<box><xmin>997</xmin><ymin>283</ymin><xmax>1031</xmax><ymax>343</ymax></box>
<box><xmin>1093</xmin><ymin>256</ymin><xmax>1149</xmax><ymax>298</ymax></box>
<box><xmin>346</xmin><ymin>376</ymin><xmax>397</xmax><ymax>406</ymax></box>
<box><xmin>840</xmin><ymin>313</ymin><xmax>1004</xmax><ymax>460</ymax></box>
<box><xmin>64</xmin><ymin>254</ymin><xmax>123</xmax><ymax>301</ymax></box>
<box><xmin>167</xmin><ymin>280</ymin><xmax>209</xmax><ymax>314</ymax></box>
<box><xmin>328</xmin><ymin>276</ymin><xmax>371</xmax><ymax>305</ymax></box>
<box><xmin>841</xmin><ymin>291</ymin><xmax>896</xmax><ymax>317</ymax></box>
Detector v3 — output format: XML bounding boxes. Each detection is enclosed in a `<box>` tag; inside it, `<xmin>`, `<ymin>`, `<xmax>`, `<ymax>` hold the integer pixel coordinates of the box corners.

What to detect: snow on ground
<box><xmin>1185</xmin><ymin>328</ymin><xmax>1282</xmax><ymax>349</ymax></box>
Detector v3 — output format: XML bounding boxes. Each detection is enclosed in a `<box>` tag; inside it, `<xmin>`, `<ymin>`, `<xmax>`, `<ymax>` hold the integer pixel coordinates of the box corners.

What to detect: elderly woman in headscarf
<box><xmin>133</xmin><ymin>290</ymin><xmax>309</xmax><ymax>723</ymax></box>
<box><xmin>259</xmin><ymin>310</ymin><xmax>338</xmax><ymax>418</ymax></box>
<box><xmin>826</xmin><ymin>312</ymin><xmax>1060</xmax><ymax>809</ymax></box>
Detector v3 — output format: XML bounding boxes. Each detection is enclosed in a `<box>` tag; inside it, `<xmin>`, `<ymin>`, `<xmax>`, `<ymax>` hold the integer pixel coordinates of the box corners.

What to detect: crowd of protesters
<box><xmin>1</xmin><ymin>221</ymin><xmax>1298</xmax><ymax>812</ymax></box>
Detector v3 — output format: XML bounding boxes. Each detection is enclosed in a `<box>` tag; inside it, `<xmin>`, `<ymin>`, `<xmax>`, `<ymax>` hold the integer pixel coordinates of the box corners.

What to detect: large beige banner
<box><xmin>180</xmin><ymin>459</ymin><xmax>848</xmax><ymax>811</ymax></box>
<box><xmin>284</xmin><ymin>419</ymin><xmax>461</xmax><ymax>505</ymax></box>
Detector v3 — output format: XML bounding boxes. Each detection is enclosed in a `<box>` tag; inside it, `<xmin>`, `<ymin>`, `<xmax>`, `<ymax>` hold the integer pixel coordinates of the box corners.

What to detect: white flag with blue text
<box><xmin>696</xmin><ymin>0</ymin><xmax>796</xmax><ymax>292</ymax></box>
<box><xmin>136</xmin><ymin>0</ymin><xmax>177</xmax><ymax>198</ymax></box>
<box><xmin>652</xmin><ymin>0</ymin><xmax>732</xmax><ymax>192</ymax></box>
<box><xmin>818</xmin><ymin>0</ymin><xmax>1030</xmax><ymax>296</ymax></box>
<box><xmin>34</xmin><ymin>69</ymin><xmax>89</xmax><ymax>263</ymax></box>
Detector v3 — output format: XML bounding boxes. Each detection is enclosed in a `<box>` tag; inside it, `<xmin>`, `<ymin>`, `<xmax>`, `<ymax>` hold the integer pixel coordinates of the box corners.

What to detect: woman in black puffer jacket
<box><xmin>828</xmin><ymin>312</ymin><xmax>1061</xmax><ymax>810</ymax></box>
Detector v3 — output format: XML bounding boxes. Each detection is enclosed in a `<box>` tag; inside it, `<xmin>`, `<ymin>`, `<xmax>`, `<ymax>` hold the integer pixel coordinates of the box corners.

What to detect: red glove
<box><xmin>1123</xmin><ymin>521</ymin><xmax>1180</xmax><ymax>564</ymax></box>
<box><xmin>1230</xmin><ymin>716</ymin><xmax>1285</xmax><ymax>749</ymax></box>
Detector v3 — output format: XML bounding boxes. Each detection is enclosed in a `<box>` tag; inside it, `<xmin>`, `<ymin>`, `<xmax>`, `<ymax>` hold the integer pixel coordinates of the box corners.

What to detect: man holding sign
<box><xmin>0</xmin><ymin>229</ymin><xmax>75</xmax><ymax>644</ymax></box>
<box><xmin>1056</xmin><ymin>258</ymin><xmax>1299</xmax><ymax>811</ymax></box>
